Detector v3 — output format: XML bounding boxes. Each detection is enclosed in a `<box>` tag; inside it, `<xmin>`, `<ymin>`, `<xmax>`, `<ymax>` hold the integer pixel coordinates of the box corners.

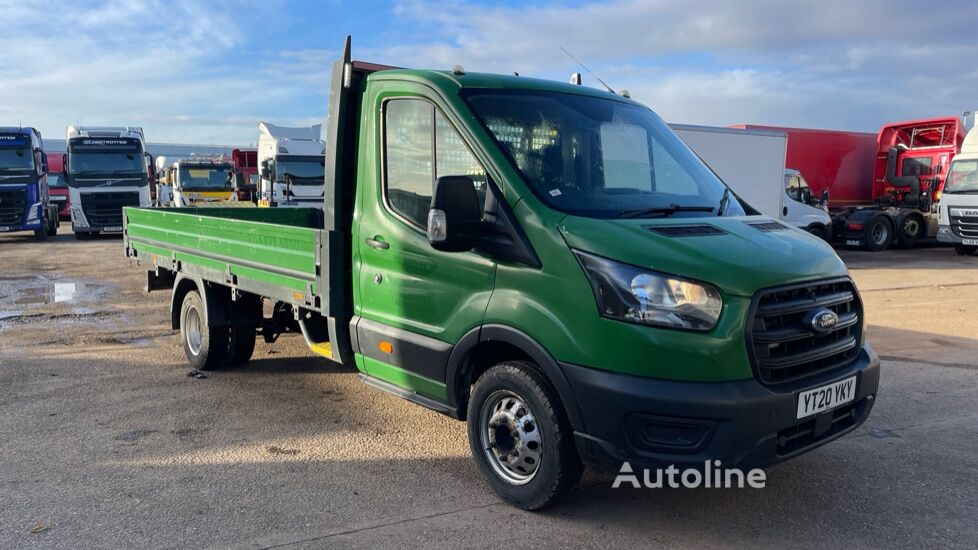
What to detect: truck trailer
<box><xmin>671</xmin><ymin>124</ymin><xmax>832</xmax><ymax>238</ymax></box>
<box><xmin>257</xmin><ymin>123</ymin><xmax>325</xmax><ymax>207</ymax></box>
<box><xmin>65</xmin><ymin>126</ymin><xmax>153</xmax><ymax>238</ymax></box>
<box><xmin>0</xmin><ymin>127</ymin><xmax>59</xmax><ymax>239</ymax></box>
<box><xmin>124</xmin><ymin>38</ymin><xmax>879</xmax><ymax>510</ymax></box>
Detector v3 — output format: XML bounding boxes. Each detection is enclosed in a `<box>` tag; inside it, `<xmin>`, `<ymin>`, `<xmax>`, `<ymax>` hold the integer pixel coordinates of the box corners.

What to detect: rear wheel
<box><xmin>954</xmin><ymin>244</ymin><xmax>978</xmax><ymax>256</ymax></box>
<box><xmin>864</xmin><ymin>217</ymin><xmax>892</xmax><ymax>251</ymax></box>
<box><xmin>897</xmin><ymin>215</ymin><xmax>923</xmax><ymax>248</ymax></box>
<box><xmin>467</xmin><ymin>361</ymin><xmax>582</xmax><ymax>510</ymax></box>
<box><xmin>227</xmin><ymin>323</ymin><xmax>257</xmax><ymax>367</ymax></box>
<box><xmin>180</xmin><ymin>290</ymin><xmax>229</xmax><ymax>370</ymax></box>
<box><xmin>46</xmin><ymin>214</ymin><xmax>58</xmax><ymax>237</ymax></box>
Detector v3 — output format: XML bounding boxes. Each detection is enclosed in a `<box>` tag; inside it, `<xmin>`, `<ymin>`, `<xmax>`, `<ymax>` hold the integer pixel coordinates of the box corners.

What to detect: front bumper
<box><xmin>937</xmin><ymin>225</ymin><xmax>972</xmax><ymax>244</ymax></box>
<box><xmin>564</xmin><ymin>343</ymin><xmax>880</xmax><ymax>472</ymax></box>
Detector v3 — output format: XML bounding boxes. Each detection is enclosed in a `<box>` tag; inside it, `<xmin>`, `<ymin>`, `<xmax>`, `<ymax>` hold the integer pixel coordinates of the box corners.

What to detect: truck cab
<box><xmin>170</xmin><ymin>159</ymin><xmax>238</xmax><ymax>207</ymax></box>
<box><xmin>45</xmin><ymin>153</ymin><xmax>71</xmax><ymax>219</ymax></box>
<box><xmin>938</xmin><ymin>125</ymin><xmax>978</xmax><ymax>255</ymax></box>
<box><xmin>784</xmin><ymin>169</ymin><xmax>831</xmax><ymax>238</ymax></box>
<box><xmin>65</xmin><ymin>126</ymin><xmax>152</xmax><ymax>238</ymax></box>
<box><xmin>257</xmin><ymin>122</ymin><xmax>325</xmax><ymax>208</ymax></box>
<box><xmin>0</xmin><ymin>126</ymin><xmax>59</xmax><ymax>239</ymax></box>
<box><xmin>232</xmin><ymin>148</ymin><xmax>258</xmax><ymax>202</ymax></box>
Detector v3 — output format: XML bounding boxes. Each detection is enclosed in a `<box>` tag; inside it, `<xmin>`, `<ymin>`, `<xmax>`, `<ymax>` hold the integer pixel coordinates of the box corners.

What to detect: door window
<box><xmin>385</xmin><ymin>99</ymin><xmax>487</xmax><ymax>228</ymax></box>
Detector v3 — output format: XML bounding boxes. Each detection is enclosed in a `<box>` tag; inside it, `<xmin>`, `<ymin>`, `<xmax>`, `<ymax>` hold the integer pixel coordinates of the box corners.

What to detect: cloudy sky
<box><xmin>1</xmin><ymin>0</ymin><xmax>975</xmax><ymax>145</ymax></box>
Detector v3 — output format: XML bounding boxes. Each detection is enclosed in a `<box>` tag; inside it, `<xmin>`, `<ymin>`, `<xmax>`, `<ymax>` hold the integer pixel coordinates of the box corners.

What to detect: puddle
<box><xmin>0</xmin><ymin>276</ymin><xmax>112</xmax><ymax>308</ymax></box>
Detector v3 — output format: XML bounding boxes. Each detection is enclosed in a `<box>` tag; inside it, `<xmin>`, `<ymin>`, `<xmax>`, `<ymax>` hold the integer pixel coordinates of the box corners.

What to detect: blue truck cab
<box><xmin>0</xmin><ymin>127</ymin><xmax>59</xmax><ymax>240</ymax></box>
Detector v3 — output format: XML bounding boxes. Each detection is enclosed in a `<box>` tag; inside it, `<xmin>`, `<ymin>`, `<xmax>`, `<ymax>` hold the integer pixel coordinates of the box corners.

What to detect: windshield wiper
<box><xmin>111</xmin><ymin>170</ymin><xmax>143</xmax><ymax>176</ymax></box>
<box><xmin>717</xmin><ymin>187</ymin><xmax>732</xmax><ymax>216</ymax></box>
<box><xmin>619</xmin><ymin>204</ymin><xmax>716</xmax><ymax>219</ymax></box>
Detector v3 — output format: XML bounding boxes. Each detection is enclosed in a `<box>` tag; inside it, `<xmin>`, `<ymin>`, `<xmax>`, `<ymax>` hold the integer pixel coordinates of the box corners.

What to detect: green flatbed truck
<box><xmin>125</xmin><ymin>38</ymin><xmax>879</xmax><ymax>509</ymax></box>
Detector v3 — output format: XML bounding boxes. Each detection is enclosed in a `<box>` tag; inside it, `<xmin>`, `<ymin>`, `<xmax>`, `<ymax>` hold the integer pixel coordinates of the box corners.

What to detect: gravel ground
<box><xmin>1</xmin><ymin>229</ymin><xmax>976</xmax><ymax>549</ymax></box>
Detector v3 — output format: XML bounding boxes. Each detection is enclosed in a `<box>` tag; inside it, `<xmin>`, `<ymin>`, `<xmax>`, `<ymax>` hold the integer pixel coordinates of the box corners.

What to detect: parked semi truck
<box><xmin>735</xmin><ymin>120</ymin><xmax>966</xmax><ymax>250</ymax></box>
<box><xmin>0</xmin><ymin>127</ymin><xmax>59</xmax><ymax>239</ymax></box>
<box><xmin>124</xmin><ymin>39</ymin><xmax>879</xmax><ymax>509</ymax></box>
<box><xmin>65</xmin><ymin>126</ymin><xmax>152</xmax><ymax>238</ymax></box>
<box><xmin>257</xmin><ymin>122</ymin><xmax>325</xmax><ymax>207</ymax></box>
<box><xmin>938</xmin><ymin>125</ymin><xmax>978</xmax><ymax>255</ymax></box>
<box><xmin>232</xmin><ymin>148</ymin><xmax>258</xmax><ymax>202</ymax></box>
<box><xmin>45</xmin><ymin>150</ymin><xmax>71</xmax><ymax>220</ymax></box>
<box><xmin>671</xmin><ymin>124</ymin><xmax>832</xmax><ymax>238</ymax></box>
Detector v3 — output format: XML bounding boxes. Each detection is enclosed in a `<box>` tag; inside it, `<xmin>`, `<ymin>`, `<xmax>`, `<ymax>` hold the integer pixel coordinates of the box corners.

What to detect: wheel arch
<box><xmin>445</xmin><ymin>324</ymin><xmax>586</xmax><ymax>432</ymax></box>
<box><xmin>169</xmin><ymin>275</ymin><xmax>251</xmax><ymax>330</ymax></box>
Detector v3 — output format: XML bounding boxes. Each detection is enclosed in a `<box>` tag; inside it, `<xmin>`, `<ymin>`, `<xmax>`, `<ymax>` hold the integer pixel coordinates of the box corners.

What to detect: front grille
<box><xmin>950</xmin><ymin>215</ymin><xmax>978</xmax><ymax>239</ymax></box>
<box><xmin>0</xmin><ymin>188</ymin><xmax>28</xmax><ymax>226</ymax></box>
<box><xmin>80</xmin><ymin>192</ymin><xmax>140</xmax><ymax>227</ymax></box>
<box><xmin>747</xmin><ymin>278</ymin><xmax>862</xmax><ymax>385</ymax></box>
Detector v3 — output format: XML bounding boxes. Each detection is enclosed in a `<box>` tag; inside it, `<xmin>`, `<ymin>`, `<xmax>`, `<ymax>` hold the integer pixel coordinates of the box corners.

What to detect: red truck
<box><xmin>734</xmin><ymin>117</ymin><xmax>968</xmax><ymax>251</ymax></box>
<box><xmin>231</xmin><ymin>148</ymin><xmax>258</xmax><ymax>202</ymax></box>
<box><xmin>44</xmin><ymin>151</ymin><xmax>71</xmax><ymax>219</ymax></box>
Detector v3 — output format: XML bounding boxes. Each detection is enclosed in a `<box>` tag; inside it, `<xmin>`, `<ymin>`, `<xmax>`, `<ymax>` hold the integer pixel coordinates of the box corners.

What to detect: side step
<box><xmin>358</xmin><ymin>373</ymin><xmax>453</xmax><ymax>415</ymax></box>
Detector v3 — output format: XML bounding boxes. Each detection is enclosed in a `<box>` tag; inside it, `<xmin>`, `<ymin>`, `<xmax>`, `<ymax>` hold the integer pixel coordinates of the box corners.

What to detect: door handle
<box><xmin>366</xmin><ymin>236</ymin><xmax>390</xmax><ymax>250</ymax></box>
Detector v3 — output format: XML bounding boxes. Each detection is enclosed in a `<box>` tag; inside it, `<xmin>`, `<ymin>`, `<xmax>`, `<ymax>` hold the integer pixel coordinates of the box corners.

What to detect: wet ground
<box><xmin>1</xmin><ymin>229</ymin><xmax>976</xmax><ymax>549</ymax></box>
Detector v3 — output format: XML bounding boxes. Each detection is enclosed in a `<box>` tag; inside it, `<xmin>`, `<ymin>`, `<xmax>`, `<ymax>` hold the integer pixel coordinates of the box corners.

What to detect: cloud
<box><xmin>0</xmin><ymin>0</ymin><xmax>324</xmax><ymax>145</ymax></box>
<box><xmin>374</xmin><ymin>0</ymin><xmax>978</xmax><ymax>131</ymax></box>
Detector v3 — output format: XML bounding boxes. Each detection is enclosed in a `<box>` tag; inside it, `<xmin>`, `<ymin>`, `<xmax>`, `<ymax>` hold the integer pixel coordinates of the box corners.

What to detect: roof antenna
<box><xmin>559</xmin><ymin>46</ymin><xmax>614</xmax><ymax>94</ymax></box>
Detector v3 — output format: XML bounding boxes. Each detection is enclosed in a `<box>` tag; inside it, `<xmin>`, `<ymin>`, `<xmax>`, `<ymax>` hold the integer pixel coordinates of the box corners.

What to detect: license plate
<box><xmin>964</xmin><ymin>239</ymin><xmax>978</xmax><ymax>246</ymax></box>
<box><xmin>103</xmin><ymin>226</ymin><xmax>123</xmax><ymax>232</ymax></box>
<box><xmin>846</xmin><ymin>239</ymin><xmax>862</xmax><ymax>246</ymax></box>
<box><xmin>797</xmin><ymin>376</ymin><xmax>857</xmax><ymax>419</ymax></box>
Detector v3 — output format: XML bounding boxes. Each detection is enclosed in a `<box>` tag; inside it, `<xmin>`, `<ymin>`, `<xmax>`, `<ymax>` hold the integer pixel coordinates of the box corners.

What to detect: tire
<box><xmin>863</xmin><ymin>217</ymin><xmax>892</xmax><ymax>251</ymax></box>
<box><xmin>897</xmin><ymin>215</ymin><xmax>923</xmax><ymax>248</ymax></box>
<box><xmin>74</xmin><ymin>231</ymin><xmax>89</xmax><ymax>240</ymax></box>
<box><xmin>467</xmin><ymin>361</ymin><xmax>582</xmax><ymax>510</ymax></box>
<box><xmin>34</xmin><ymin>227</ymin><xmax>48</xmax><ymax>241</ymax></box>
<box><xmin>227</xmin><ymin>323</ymin><xmax>256</xmax><ymax>367</ymax></box>
<box><xmin>180</xmin><ymin>290</ymin><xmax>229</xmax><ymax>370</ymax></box>
<box><xmin>954</xmin><ymin>244</ymin><xmax>978</xmax><ymax>256</ymax></box>
<box><xmin>46</xmin><ymin>215</ymin><xmax>58</xmax><ymax>237</ymax></box>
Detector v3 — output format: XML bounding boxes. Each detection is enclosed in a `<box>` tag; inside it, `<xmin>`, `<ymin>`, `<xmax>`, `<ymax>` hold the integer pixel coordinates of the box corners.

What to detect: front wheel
<box><xmin>33</xmin><ymin>226</ymin><xmax>48</xmax><ymax>241</ymax></box>
<box><xmin>180</xmin><ymin>290</ymin><xmax>229</xmax><ymax>370</ymax></box>
<box><xmin>954</xmin><ymin>244</ymin><xmax>978</xmax><ymax>256</ymax></box>
<box><xmin>467</xmin><ymin>361</ymin><xmax>582</xmax><ymax>510</ymax></box>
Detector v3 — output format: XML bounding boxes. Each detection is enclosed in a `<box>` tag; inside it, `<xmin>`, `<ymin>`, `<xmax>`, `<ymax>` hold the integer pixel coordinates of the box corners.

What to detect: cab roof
<box><xmin>367</xmin><ymin>68</ymin><xmax>641</xmax><ymax>105</ymax></box>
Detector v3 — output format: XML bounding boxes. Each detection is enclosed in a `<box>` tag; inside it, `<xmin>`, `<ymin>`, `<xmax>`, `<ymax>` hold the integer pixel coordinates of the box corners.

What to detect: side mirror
<box><xmin>61</xmin><ymin>153</ymin><xmax>68</xmax><ymax>176</ymax></box>
<box><xmin>427</xmin><ymin>176</ymin><xmax>483</xmax><ymax>252</ymax></box>
<box><xmin>260</xmin><ymin>159</ymin><xmax>271</xmax><ymax>179</ymax></box>
<box><xmin>40</xmin><ymin>151</ymin><xmax>48</xmax><ymax>174</ymax></box>
<box><xmin>820</xmin><ymin>189</ymin><xmax>829</xmax><ymax>205</ymax></box>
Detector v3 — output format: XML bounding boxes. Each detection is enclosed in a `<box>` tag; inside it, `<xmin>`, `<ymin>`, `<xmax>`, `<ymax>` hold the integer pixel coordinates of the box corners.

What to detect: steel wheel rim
<box><xmin>185</xmin><ymin>306</ymin><xmax>202</xmax><ymax>356</ymax></box>
<box><xmin>480</xmin><ymin>390</ymin><xmax>542</xmax><ymax>485</ymax></box>
<box><xmin>904</xmin><ymin>218</ymin><xmax>919</xmax><ymax>237</ymax></box>
<box><xmin>872</xmin><ymin>223</ymin><xmax>888</xmax><ymax>244</ymax></box>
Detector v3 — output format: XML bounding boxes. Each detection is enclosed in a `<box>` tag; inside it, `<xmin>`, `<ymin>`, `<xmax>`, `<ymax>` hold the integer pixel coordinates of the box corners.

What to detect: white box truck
<box><xmin>937</xmin><ymin>124</ymin><xmax>978</xmax><ymax>255</ymax></box>
<box><xmin>65</xmin><ymin>126</ymin><xmax>152</xmax><ymax>238</ymax></box>
<box><xmin>257</xmin><ymin>122</ymin><xmax>325</xmax><ymax>208</ymax></box>
<box><xmin>671</xmin><ymin>124</ymin><xmax>832</xmax><ymax>238</ymax></box>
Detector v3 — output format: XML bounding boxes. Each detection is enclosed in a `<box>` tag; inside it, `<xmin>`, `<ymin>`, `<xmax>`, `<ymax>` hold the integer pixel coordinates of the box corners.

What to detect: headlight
<box><xmin>574</xmin><ymin>250</ymin><xmax>723</xmax><ymax>331</ymax></box>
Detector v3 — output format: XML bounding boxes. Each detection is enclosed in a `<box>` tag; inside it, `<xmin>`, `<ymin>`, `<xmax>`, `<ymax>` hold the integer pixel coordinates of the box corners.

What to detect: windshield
<box><xmin>69</xmin><ymin>150</ymin><xmax>145</xmax><ymax>175</ymax></box>
<box><xmin>48</xmin><ymin>173</ymin><xmax>68</xmax><ymax>188</ymax></box>
<box><xmin>464</xmin><ymin>90</ymin><xmax>748</xmax><ymax>219</ymax></box>
<box><xmin>178</xmin><ymin>164</ymin><xmax>234</xmax><ymax>191</ymax></box>
<box><xmin>276</xmin><ymin>155</ymin><xmax>324</xmax><ymax>186</ymax></box>
<box><xmin>0</xmin><ymin>145</ymin><xmax>34</xmax><ymax>173</ymax></box>
<box><xmin>944</xmin><ymin>159</ymin><xmax>978</xmax><ymax>193</ymax></box>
